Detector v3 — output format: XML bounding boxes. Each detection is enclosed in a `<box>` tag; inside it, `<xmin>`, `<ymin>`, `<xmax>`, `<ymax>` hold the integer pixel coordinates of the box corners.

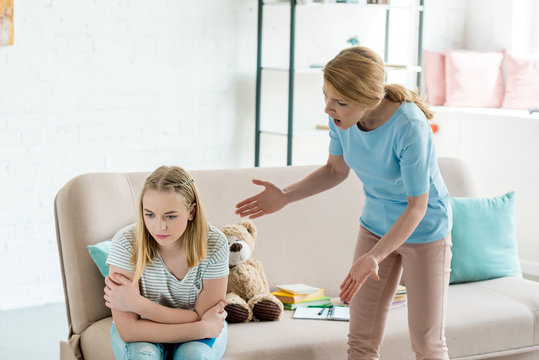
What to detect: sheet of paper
<box><xmin>330</xmin><ymin>306</ymin><xmax>350</xmax><ymax>321</ymax></box>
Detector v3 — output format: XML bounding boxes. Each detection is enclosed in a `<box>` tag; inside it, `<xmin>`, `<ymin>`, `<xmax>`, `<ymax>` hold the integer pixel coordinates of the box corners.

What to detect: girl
<box><xmin>236</xmin><ymin>46</ymin><xmax>452</xmax><ymax>360</ymax></box>
<box><xmin>104</xmin><ymin>165</ymin><xmax>229</xmax><ymax>360</ymax></box>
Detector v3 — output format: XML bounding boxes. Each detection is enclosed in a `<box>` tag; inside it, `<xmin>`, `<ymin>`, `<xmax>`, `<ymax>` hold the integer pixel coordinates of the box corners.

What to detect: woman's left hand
<box><xmin>339</xmin><ymin>254</ymin><xmax>380</xmax><ymax>304</ymax></box>
<box><xmin>104</xmin><ymin>273</ymin><xmax>141</xmax><ymax>313</ymax></box>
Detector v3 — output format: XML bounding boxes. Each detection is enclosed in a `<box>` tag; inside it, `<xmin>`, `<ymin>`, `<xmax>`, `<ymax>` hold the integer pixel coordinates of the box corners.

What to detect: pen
<box><xmin>317</xmin><ymin>308</ymin><xmax>326</xmax><ymax>316</ymax></box>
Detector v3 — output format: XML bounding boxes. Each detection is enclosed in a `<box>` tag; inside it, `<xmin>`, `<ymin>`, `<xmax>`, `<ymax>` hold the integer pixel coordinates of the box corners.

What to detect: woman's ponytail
<box><xmin>384</xmin><ymin>84</ymin><xmax>434</xmax><ymax>120</ymax></box>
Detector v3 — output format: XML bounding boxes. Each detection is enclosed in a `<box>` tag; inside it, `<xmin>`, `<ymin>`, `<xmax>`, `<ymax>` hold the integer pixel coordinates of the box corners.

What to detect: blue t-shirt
<box><xmin>328</xmin><ymin>102</ymin><xmax>452</xmax><ymax>243</ymax></box>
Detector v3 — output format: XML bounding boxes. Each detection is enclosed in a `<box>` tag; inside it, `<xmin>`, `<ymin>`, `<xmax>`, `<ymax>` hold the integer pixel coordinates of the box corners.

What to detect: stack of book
<box><xmin>271</xmin><ymin>283</ymin><xmax>331</xmax><ymax>310</ymax></box>
<box><xmin>392</xmin><ymin>285</ymin><xmax>407</xmax><ymax>309</ymax></box>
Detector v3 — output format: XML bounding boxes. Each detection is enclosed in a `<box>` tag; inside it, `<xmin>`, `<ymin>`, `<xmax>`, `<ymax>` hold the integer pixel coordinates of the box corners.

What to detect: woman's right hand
<box><xmin>235</xmin><ymin>179</ymin><xmax>287</xmax><ymax>219</ymax></box>
<box><xmin>201</xmin><ymin>300</ymin><xmax>227</xmax><ymax>338</ymax></box>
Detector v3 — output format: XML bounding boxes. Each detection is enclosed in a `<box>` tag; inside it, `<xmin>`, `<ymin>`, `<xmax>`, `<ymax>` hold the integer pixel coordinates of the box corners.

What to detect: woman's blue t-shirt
<box><xmin>328</xmin><ymin>102</ymin><xmax>452</xmax><ymax>243</ymax></box>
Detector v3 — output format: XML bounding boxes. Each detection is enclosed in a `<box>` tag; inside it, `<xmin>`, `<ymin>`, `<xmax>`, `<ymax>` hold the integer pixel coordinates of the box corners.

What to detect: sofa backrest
<box><xmin>55</xmin><ymin>157</ymin><xmax>475</xmax><ymax>336</ymax></box>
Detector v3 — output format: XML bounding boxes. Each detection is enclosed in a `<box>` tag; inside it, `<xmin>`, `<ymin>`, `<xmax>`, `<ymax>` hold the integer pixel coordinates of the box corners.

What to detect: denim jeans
<box><xmin>110</xmin><ymin>322</ymin><xmax>227</xmax><ymax>360</ymax></box>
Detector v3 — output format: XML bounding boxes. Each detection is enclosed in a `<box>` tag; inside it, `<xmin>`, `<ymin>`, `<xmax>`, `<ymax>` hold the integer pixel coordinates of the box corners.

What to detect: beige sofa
<box><xmin>55</xmin><ymin>157</ymin><xmax>539</xmax><ymax>360</ymax></box>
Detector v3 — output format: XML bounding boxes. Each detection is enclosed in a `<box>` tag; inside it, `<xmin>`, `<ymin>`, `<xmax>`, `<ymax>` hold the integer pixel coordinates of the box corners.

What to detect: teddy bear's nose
<box><xmin>230</xmin><ymin>242</ymin><xmax>242</xmax><ymax>252</ymax></box>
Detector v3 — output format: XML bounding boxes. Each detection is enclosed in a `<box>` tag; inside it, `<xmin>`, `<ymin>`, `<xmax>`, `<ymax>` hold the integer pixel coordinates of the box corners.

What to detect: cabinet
<box><xmin>254</xmin><ymin>0</ymin><xmax>425</xmax><ymax>167</ymax></box>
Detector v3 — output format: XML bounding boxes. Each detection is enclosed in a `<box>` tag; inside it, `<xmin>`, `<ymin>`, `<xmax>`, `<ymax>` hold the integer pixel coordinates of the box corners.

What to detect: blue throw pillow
<box><xmin>88</xmin><ymin>240</ymin><xmax>112</xmax><ymax>277</ymax></box>
<box><xmin>449</xmin><ymin>191</ymin><xmax>522</xmax><ymax>284</ymax></box>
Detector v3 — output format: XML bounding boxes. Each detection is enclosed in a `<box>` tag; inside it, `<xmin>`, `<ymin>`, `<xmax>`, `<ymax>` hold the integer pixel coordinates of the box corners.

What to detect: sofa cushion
<box><xmin>502</xmin><ymin>52</ymin><xmax>539</xmax><ymax>110</ymax></box>
<box><xmin>423</xmin><ymin>50</ymin><xmax>446</xmax><ymax>106</ymax></box>
<box><xmin>449</xmin><ymin>191</ymin><xmax>522</xmax><ymax>284</ymax></box>
<box><xmin>88</xmin><ymin>240</ymin><xmax>112</xmax><ymax>277</ymax></box>
<box><xmin>445</xmin><ymin>279</ymin><xmax>538</xmax><ymax>359</ymax></box>
<box><xmin>444</xmin><ymin>49</ymin><xmax>505</xmax><ymax>108</ymax></box>
<box><xmin>80</xmin><ymin>318</ymin><xmax>114</xmax><ymax>360</ymax></box>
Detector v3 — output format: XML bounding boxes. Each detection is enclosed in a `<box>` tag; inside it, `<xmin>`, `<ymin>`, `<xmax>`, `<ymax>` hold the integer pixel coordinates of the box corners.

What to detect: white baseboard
<box><xmin>520</xmin><ymin>260</ymin><xmax>539</xmax><ymax>277</ymax></box>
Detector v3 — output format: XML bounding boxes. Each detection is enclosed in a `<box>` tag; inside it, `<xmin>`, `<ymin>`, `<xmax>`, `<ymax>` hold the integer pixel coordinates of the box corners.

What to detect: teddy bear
<box><xmin>221</xmin><ymin>220</ymin><xmax>283</xmax><ymax>323</ymax></box>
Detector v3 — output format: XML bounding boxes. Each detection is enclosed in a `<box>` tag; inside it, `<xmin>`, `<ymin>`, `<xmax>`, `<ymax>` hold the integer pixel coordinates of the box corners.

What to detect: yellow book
<box><xmin>271</xmin><ymin>288</ymin><xmax>325</xmax><ymax>304</ymax></box>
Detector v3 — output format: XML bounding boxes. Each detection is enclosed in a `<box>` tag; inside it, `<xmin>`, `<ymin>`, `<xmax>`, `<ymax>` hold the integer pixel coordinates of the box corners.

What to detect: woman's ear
<box><xmin>188</xmin><ymin>203</ymin><xmax>196</xmax><ymax>221</ymax></box>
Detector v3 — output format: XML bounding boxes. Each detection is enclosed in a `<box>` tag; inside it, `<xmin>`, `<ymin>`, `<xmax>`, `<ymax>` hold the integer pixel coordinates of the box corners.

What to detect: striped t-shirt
<box><xmin>106</xmin><ymin>223</ymin><xmax>229</xmax><ymax>310</ymax></box>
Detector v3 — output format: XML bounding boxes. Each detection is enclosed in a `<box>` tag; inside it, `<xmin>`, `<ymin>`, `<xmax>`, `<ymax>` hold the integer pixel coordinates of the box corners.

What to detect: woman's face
<box><xmin>323</xmin><ymin>83</ymin><xmax>370</xmax><ymax>130</ymax></box>
<box><xmin>142</xmin><ymin>189</ymin><xmax>195</xmax><ymax>249</ymax></box>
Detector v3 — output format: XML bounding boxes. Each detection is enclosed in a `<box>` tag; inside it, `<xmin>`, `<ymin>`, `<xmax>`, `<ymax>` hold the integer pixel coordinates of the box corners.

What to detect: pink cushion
<box><xmin>444</xmin><ymin>50</ymin><xmax>505</xmax><ymax>108</ymax></box>
<box><xmin>502</xmin><ymin>52</ymin><xmax>539</xmax><ymax>109</ymax></box>
<box><xmin>423</xmin><ymin>50</ymin><xmax>446</xmax><ymax>106</ymax></box>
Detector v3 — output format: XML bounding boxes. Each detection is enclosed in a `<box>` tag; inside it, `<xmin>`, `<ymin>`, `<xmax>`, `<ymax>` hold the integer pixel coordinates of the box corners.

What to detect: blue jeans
<box><xmin>110</xmin><ymin>322</ymin><xmax>227</xmax><ymax>360</ymax></box>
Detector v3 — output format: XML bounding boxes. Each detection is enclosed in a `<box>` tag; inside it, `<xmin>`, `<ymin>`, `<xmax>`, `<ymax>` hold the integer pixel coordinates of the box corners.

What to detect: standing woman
<box><xmin>104</xmin><ymin>166</ymin><xmax>229</xmax><ymax>360</ymax></box>
<box><xmin>236</xmin><ymin>46</ymin><xmax>452</xmax><ymax>360</ymax></box>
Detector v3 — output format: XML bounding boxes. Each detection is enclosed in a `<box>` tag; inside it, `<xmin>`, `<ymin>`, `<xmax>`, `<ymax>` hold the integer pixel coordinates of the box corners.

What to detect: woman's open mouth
<box><xmin>334</xmin><ymin>118</ymin><xmax>342</xmax><ymax>127</ymax></box>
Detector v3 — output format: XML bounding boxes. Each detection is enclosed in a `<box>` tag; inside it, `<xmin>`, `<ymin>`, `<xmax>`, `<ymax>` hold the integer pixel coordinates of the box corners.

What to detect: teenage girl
<box><xmin>236</xmin><ymin>46</ymin><xmax>452</xmax><ymax>360</ymax></box>
<box><xmin>104</xmin><ymin>165</ymin><xmax>229</xmax><ymax>360</ymax></box>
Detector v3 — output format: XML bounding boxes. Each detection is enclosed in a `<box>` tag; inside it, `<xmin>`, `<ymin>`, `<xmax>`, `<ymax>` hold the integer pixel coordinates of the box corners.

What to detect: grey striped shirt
<box><xmin>106</xmin><ymin>223</ymin><xmax>229</xmax><ymax>310</ymax></box>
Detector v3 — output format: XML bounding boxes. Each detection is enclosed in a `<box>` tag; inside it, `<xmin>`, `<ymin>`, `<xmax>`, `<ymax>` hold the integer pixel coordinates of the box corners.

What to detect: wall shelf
<box><xmin>254</xmin><ymin>0</ymin><xmax>425</xmax><ymax>166</ymax></box>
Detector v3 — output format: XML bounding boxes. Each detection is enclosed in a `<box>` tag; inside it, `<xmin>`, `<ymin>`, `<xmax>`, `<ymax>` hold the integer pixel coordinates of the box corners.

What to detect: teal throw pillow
<box><xmin>449</xmin><ymin>191</ymin><xmax>522</xmax><ymax>284</ymax></box>
<box><xmin>88</xmin><ymin>240</ymin><xmax>112</xmax><ymax>277</ymax></box>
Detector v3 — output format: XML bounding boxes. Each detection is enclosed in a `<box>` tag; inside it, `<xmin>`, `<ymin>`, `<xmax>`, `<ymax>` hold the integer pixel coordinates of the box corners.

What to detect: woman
<box><xmin>104</xmin><ymin>165</ymin><xmax>229</xmax><ymax>360</ymax></box>
<box><xmin>236</xmin><ymin>46</ymin><xmax>452</xmax><ymax>360</ymax></box>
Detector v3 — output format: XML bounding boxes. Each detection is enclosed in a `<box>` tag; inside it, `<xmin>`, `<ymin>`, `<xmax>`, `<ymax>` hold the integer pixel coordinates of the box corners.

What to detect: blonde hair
<box><xmin>323</xmin><ymin>46</ymin><xmax>433</xmax><ymax>120</ymax></box>
<box><xmin>131</xmin><ymin>166</ymin><xmax>208</xmax><ymax>284</ymax></box>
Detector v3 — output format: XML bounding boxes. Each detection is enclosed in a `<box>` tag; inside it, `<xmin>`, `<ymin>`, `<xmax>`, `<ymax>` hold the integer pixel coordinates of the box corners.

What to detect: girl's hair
<box><xmin>323</xmin><ymin>46</ymin><xmax>433</xmax><ymax>120</ymax></box>
<box><xmin>131</xmin><ymin>166</ymin><xmax>208</xmax><ymax>284</ymax></box>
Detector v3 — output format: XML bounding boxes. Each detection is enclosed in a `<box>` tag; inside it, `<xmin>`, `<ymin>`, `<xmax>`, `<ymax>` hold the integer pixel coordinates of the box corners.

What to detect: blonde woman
<box><xmin>236</xmin><ymin>46</ymin><xmax>452</xmax><ymax>360</ymax></box>
<box><xmin>104</xmin><ymin>166</ymin><xmax>229</xmax><ymax>360</ymax></box>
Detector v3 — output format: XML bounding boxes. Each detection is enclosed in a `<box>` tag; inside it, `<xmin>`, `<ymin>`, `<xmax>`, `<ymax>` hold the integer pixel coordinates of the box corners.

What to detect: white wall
<box><xmin>0</xmin><ymin>0</ymin><xmax>257</xmax><ymax>310</ymax></box>
<box><xmin>464</xmin><ymin>0</ymin><xmax>539</xmax><ymax>54</ymax></box>
<box><xmin>423</xmin><ymin>0</ymin><xmax>467</xmax><ymax>51</ymax></box>
<box><xmin>424</xmin><ymin>0</ymin><xmax>539</xmax><ymax>54</ymax></box>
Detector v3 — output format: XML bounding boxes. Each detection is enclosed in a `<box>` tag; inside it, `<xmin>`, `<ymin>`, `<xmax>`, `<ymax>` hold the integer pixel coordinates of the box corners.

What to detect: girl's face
<box><xmin>323</xmin><ymin>83</ymin><xmax>370</xmax><ymax>130</ymax></box>
<box><xmin>142</xmin><ymin>189</ymin><xmax>195</xmax><ymax>249</ymax></box>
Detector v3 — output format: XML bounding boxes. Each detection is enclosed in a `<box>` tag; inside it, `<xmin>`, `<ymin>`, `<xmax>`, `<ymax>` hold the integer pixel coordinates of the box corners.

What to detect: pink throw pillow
<box><xmin>502</xmin><ymin>52</ymin><xmax>539</xmax><ymax>109</ymax></box>
<box><xmin>444</xmin><ymin>49</ymin><xmax>505</xmax><ymax>108</ymax></box>
<box><xmin>423</xmin><ymin>50</ymin><xmax>446</xmax><ymax>106</ymax></box>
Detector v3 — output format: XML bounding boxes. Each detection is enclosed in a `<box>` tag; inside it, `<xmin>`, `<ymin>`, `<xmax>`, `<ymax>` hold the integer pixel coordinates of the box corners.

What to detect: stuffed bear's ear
<box><xmin>238</xmin><ymin>220</ymin><xmax>257</xmax><ymax>239</ymax></box>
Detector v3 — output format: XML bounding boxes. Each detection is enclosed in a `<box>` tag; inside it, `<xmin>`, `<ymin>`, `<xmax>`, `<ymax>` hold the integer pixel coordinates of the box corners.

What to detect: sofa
<box><xmin>55</xmin><ymin>157</ymin><xmax>539</xmax><ymax>360</ymax></box>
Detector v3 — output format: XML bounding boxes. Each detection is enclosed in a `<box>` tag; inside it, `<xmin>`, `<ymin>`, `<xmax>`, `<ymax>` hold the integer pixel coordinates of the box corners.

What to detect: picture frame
<box><xmin>0</xmin><ymin>0</ymin><xmax>14</xmax><ymax>46</ymax></box>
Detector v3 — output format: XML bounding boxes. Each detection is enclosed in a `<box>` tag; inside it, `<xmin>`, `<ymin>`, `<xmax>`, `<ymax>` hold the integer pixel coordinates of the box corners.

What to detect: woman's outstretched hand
<box><xmin>339</xmin><ymin>254</ymin><xmax>380</xmax><ymax>304</ymax></box>
<box><xmin>201</xmin><ymin>300</ymin><xmax>227</xmax><ymax>338</ymax></box>
<box><xmin>235</xmin><ymin>179</ymin><xmax>287</xmax><ymax>219</ymax></box>
<box><xmin>104</xmin><ymin>273</ymin><xmax>140</xmax><ymax>313</ymax></box>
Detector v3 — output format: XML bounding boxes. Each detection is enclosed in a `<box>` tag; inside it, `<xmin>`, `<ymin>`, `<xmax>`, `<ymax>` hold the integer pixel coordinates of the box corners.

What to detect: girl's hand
<box><xmin>235</xmin><ymin>179</ymin><xmax>287</xmax><ymax>219</ymax></box>
<box><xmin>200</xmin><ymin>300</ymin><xmax>227</xmax><ymax>338</ymax></box>
<box><xmin>339</xmin><ymin>254</ymin><xmax>380</xmax><ymax>304</ymax></box>
<box><xmin>104</xmin><ymin>273</ymin><xmax>141</xmax><ymax>313</ymax></box>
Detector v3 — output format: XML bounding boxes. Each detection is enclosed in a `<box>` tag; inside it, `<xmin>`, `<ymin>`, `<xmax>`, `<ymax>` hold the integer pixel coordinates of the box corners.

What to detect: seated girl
<box><xmin>104</xmin><ymin>165</ymin><xmax>229</xmax><ymax>360</ymax></box>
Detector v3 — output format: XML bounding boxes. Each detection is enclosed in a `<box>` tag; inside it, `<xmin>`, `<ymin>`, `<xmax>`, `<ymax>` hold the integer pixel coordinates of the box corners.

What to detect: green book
<box><xmin>282</xmin><ymin>296</ymin><xmax>332</xmax><ymax>310</ymax></box>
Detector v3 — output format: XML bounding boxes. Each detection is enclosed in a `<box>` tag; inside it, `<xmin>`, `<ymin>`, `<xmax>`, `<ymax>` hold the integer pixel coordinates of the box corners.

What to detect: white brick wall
<box><xmin>0</xmin><ymin>0</ymin><xmax>257</xmax><ymax>310</ymax></box>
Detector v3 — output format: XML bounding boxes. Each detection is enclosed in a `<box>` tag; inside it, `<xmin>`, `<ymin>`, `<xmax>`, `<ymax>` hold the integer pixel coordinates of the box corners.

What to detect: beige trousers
<box><xmin>347</xmin><ymin>226</ymin><xmax>452</xmax><ymax>360</ymax></box>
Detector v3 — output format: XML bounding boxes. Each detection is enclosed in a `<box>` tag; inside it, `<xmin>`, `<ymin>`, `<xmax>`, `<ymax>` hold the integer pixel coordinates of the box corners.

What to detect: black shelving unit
<box><xmin>254</xmin><ymin>0</ymin><xmax>424</xmax><ymax>167</ymax></box>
